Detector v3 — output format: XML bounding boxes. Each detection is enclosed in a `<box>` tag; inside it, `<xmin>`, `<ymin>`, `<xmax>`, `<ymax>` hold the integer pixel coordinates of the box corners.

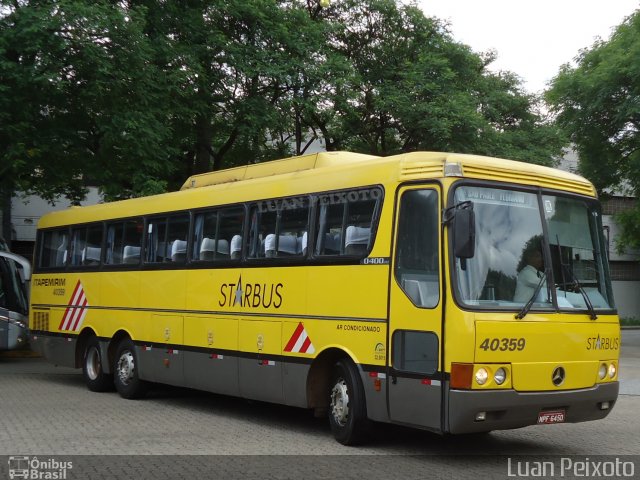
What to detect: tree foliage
<box><xmin>0</xmin><ymin>0</ymin><xmax>176</xmax><ymax>201</ymax></box>
<box><xmin>1</xmin><ymin>0</ymin><xmax>565</xmax><ymax>207</ymax></box>
<box><xmin>547</xmin><ymin>10</ymin><xmax>640</xmax><ymax>250</ymax></box>
<box><xmin>315</xmin><ymin>0</ymin><xmax>564</xmax><ymax>160</ymax></box>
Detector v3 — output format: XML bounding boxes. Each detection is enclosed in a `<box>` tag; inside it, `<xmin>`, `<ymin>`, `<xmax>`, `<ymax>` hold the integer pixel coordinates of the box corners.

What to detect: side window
<box><xmin>70</xmin><ymin>224</ymin><xmax>103</xmax><ymax>267</ymax></box>
<box><xmin>39</xmin><ymin>229</ymin><xmax>69</xmax><ymax>269</ymax></box>
<box><xmin>146</xmin><ymin>217</ymin><xmax>168</xmax><ymax>263</ymax></box>
<box><xmin>0</xmin><ymin>257</ymin><xmax>28</xmax><ymax>314</ymax></box>
<box><xmin>248</xmin><ymin>205</ymin><xmax>276</xmax><ymax>259</ymax></box>
<box><xmin>167</xmin><ymin>215</ymin><xmax>190</xmax><ymax>263</ymax></box>
<box><xmin>105</xmin><ymin>219</ymin><xmax>143</xmax><ymax>266</ymax></box>
<box><xmin>146</xmin><ymin>214</ymin><xmax>189</xmax><ymax>264</ymax></box>
<box><xmin>395</xmin><ymin>189</ymin><xmax>439</xmax><ymax>308</ymax></box>
<box><xmin>315</xmin><ymin>187</ymin><xmax>381</xmax><ymax>256</ymax></box>
<box><xmin>193</xmin><ymin>207</ymin><xmax>244</xmax><ymax>262</ymax></box>
<box><xmin>269</xmin><ymin>198</ymin><xmax>309</xmax><ymax>258</ymax></box>
<box><xmin>219</xmin><ymin>208</ymin><xmax>245</xmax><ymax>261</ymax></box>
<box><xmin>193</xmin><ymin>211</ymin><xmax>217</xmax><ymax>260</ymax></box>
<box><xmin>248</xmin><ymin>197</ymin><xmax>309</xmax><ymax>259</ymax></box>
<box><xmin>392</xmin><ymin>330</ymin><xmax>438</xmax><ymax>374</ymax></box>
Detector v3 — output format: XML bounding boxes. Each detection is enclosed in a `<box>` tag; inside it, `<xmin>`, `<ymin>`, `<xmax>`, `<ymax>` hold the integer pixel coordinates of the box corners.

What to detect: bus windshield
<box><xmin>453</xmin><ymin>185</ymin><xmax>614</xmax><ymax>312</ymax></box>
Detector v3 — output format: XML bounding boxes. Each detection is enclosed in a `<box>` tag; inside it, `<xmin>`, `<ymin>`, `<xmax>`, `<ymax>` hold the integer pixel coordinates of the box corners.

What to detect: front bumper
<box><xmin>29</xmin><ymin>332</ymin><xmax>77</xmax><ymax>367</ymax></box>
<box><xmin>448</xmin><ymin>382</ymin><xmax>619</xmax><ymax>434</ymax></box>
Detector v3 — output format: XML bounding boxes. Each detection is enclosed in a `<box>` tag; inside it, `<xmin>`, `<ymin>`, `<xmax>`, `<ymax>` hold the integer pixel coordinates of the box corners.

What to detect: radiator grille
<box><xmin>32</xmin><ymin>310</ymin><xmax>50</xmax><ymax>331</ymax></box>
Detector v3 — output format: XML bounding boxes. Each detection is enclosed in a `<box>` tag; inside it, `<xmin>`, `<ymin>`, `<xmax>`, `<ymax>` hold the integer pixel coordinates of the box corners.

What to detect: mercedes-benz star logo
<box><xmin>552</xmin><ymin>366</ymin><xmax>566</xmax><ymax>386</ymax></box>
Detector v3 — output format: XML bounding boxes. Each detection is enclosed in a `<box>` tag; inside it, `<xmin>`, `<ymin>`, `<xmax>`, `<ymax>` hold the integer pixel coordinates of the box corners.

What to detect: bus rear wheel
<box><xmin>82</xmin><ymin>336</ymin><xmax>113</xmax><ymax>392</ymax></box>
<box><xmin>328</xmin><ymin>359</ymin><xmax>369</xmax><ymax>445</ymax></box>
<box><xmin>113</xmin><ymin>339</ymin><xmax>148</xmax><ymax>399</ymax></box>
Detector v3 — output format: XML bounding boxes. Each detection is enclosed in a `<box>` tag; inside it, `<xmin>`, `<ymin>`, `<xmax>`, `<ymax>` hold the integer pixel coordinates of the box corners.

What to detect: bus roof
<box><xmin>38</xmin><ymin>151</ymin><xmax>596</xmax><ymax>228</ymax></box>
<box><xmin>180</xmin><ymin>151</ymin><xmax>378</xmax><ymax>190</ymax></box>
<box><xmin>181</xmin><ymin>151</ymin><xmax>594</xmax><ymax>195</ymax></box>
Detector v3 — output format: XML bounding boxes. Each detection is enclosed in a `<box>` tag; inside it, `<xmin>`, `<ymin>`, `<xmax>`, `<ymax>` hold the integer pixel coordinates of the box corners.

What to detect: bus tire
<box><xmin>328</xmin><ymin>359</ymin><xmax>369</xmax><ymax>445</ymax></box>
<box><xmin>82</xmin><ymin>336</ymin><xmax>113</xmax><ymax>392</ymax></box>
<box><xmin>113</xmin><ymin>339</ymin><xmax>148</xmax><ymax>400</ymax></box>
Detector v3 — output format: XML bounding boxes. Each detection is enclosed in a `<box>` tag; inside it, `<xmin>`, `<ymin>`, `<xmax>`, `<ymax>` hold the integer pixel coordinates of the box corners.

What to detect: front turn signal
<box><xmin>450</xmin><ymin>363</ymin><xmax>474</xmax><ymax>389</ymax></box>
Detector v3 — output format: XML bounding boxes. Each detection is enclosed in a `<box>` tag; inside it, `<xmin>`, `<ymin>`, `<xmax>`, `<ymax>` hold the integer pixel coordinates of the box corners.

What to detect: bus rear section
<box><xmin>445</xmin><ymin>182</ymin><xmax>620</xmax><ymax>433</ymax></box>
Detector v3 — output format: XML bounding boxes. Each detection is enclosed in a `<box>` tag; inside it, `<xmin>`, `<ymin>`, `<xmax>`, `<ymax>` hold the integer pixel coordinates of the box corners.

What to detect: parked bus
<box><xmin>0</xmin><ymin>236</ymin><xmax>31</xmax><ymax>351</ymax></box>
<box><xmin>29</xmin><ymin>151</ymin><xmax>619</xmax><ymax>444</ymax></box>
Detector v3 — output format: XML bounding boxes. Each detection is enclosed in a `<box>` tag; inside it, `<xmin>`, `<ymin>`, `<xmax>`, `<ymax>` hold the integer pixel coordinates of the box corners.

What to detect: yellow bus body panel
<box><xmin>475</xmin><ymin>317</ymin><xmax>620</xmax><ymax>391</ymax></box>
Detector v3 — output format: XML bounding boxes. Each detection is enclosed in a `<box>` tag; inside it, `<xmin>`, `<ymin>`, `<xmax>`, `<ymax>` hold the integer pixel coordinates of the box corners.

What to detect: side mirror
<box><xmin>453</xmin><ymin>207</ymin><xmax>475</xmax><ymax>259</ymax></box>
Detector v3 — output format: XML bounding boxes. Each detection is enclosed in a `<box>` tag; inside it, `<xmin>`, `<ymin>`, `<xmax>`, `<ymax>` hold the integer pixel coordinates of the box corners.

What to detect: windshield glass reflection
<box><xmin>544</xmin><ymin>195</ymin><xmax>614</xmax><ymax>311</ymax></box>
<box><xmin>453</xmin><ymin>186</ymin><xmax>552</xmax><ymax>308</ymax></box>
<box><xmin>453</xmin><ymin>186</ymin><xmax>614</xmax><ymax>312</ymax></box>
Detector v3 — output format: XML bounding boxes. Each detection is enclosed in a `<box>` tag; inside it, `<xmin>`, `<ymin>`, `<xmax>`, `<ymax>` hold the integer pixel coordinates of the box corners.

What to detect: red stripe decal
<box><xmin>284</xmin><ymin>322</ymin><xmax>305</xmax><ymax>352</ymax></box>
<box><xmin>300</xmin><ymin>336</ymin><xmax>312</xmax><ymax>354</ymax></box>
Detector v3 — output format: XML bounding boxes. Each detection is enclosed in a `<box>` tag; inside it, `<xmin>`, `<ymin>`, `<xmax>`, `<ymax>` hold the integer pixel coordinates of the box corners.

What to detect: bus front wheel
<box><xmin>82</xmin><ymin>336</ymin><xmax>113</xmax><ymax>392</ymax></box>
<box><xmin>328</xmin><ymin>359</ymin><xmax>369</xmax><ymax>445</ymax></box>
<box><xmin>113</xmin><ymin>339</ymin><xmax>148</xmax><ymax>399</ymax></box>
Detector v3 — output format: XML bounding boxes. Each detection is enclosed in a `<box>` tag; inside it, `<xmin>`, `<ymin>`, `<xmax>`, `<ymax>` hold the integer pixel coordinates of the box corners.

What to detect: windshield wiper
<box><xmin>515</xmin><ymin>269</ymin><xmax>549</xmax><ymax>320</ymax></box>
<box><xmin>559</xmin><ymin>263</ymin><xmax>598</xmax><ymax>320</ymax></box>
<box><xmin>554</xmin><ymin>236</ymin><xmax>597</xmax><ymax>320</ymax></box>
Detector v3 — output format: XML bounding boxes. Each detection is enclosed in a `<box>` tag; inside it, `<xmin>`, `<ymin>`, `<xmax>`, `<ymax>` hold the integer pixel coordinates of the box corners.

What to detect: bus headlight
<box><xmin>494</xmin><ymin>367</ymin><xmax>507</xmax><ymax>385</ymax></box>
<box><xmin>598</xmin><ymin>363</ymin><xmax>607</xmax><ymax>380</ymax></box>
<box><xmin>475</xmin><ymin>367</ymin><xmax>488</xmax><ymax>385</ymax></box>
<box><xmin>608</xmin><ymin>363</ymin><xmax>617</xmax><ymax>379</ymax></box>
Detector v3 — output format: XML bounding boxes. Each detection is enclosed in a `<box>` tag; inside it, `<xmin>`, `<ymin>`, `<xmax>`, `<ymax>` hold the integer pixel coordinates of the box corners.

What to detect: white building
<box><xmin>1</xmin><ymin>188</ymin><xmax>102</xmax><ymax>257</ymax></box>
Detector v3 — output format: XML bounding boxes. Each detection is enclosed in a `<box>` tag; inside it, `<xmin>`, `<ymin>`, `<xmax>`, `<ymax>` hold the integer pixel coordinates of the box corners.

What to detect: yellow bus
<box><xmin>29</xmin><ymin>151</ymin><xmax>620</xmax><ymax>444</ymax></box>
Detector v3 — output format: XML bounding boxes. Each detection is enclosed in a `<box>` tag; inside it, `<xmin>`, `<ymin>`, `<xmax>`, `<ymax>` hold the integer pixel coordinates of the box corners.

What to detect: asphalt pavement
<box><xmin>0</xmin><ymin>329</ymin><xmax>638</xmax><ymax>479</ymax></box>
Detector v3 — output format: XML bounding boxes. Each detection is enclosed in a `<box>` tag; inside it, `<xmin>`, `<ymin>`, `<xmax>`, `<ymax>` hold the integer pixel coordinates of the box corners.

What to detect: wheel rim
<box><xmin>116</xmin><ymin>350</ymin><xmax>135</xmax><ymax>386</ymax></box>
<box><xmin>330</xmin><ymin>378</ymin><xmax>350</xmax><ymax>426</ymax></box>
<box><xmin>85</xmin><ymin>345</ymin><xmax>102</xmax><ymax>381</ymax></box>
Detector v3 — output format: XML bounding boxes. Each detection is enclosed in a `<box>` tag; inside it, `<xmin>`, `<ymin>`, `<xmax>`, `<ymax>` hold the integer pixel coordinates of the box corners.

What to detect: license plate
<box><xmin>537</xmin><ymin>410</ymin><xmax>566</xmax><ymax>424</ymax></box>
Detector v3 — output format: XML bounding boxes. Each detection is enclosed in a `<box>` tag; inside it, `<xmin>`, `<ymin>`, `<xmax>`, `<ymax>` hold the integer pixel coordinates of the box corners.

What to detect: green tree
<box><xmin>477</xmin><ymin>69</ymin><xmax>565</xmax><ymax>164</ymax></box>
<box><xmin>309</xmin><ymin>0</ymin><xmax>564</xmax><ymax>163</ymax></box>
<box><xmin>547</xmin><ymin>10</ymin><xmax>640</xmax><ymax>250</ymax></box>
<box><xmin>1</xmin><ymin>0</ymin><xmax>566</xmax><ymax>216</ymax></box>
<box><xmin>131</xmin><ymin>0</ymin><xmax>330</xmax><ymax>179</ymax></box>
<box><xmin>0</xmin><ymin>0</ymin><xmax>176</xmax><ymax>202</ymax></box>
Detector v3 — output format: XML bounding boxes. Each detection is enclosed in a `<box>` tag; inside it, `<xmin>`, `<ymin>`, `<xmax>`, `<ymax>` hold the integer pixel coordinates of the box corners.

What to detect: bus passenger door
<box><xmin>388</xmin><ymin>186</ymin><xmax>443</xmax><ymax>431</ymax></box>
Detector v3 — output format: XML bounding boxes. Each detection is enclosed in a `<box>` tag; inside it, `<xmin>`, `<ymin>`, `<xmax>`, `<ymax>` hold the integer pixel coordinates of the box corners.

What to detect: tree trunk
<box><xmin>1</xmin><ymin>185</ymin><xmax>12</xmax><ymax>249</ymax></box>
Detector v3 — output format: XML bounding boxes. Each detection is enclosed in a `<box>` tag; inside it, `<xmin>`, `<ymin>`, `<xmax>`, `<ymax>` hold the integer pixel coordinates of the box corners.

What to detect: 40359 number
<box><xmin>479</xmin><ymin>337</ymin><xmax>526</xmax><ymax>352</ymax></box>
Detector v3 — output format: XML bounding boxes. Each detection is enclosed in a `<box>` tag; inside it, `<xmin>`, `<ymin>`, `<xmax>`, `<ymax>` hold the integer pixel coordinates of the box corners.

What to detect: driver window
<box><xmin>395</xmin><ymin>189</ymin><xmax>439</xmax><ymax>308</ymax></box>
